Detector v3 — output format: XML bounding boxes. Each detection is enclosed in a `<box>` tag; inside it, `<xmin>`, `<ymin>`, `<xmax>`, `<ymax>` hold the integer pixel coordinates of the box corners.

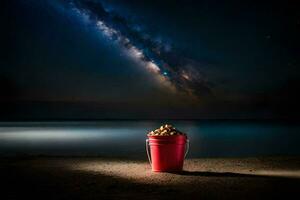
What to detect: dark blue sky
<box><xmin>1</xmin><ymin>0</ymin><xmax>300</xmax><ymax>119</ymax></box>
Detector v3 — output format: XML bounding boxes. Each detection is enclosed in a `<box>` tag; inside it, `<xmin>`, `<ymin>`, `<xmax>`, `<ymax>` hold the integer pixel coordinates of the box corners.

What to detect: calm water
<box><xmin>0</xmin><ymin>121</ymin><xmax>299</xmax><ymax>158</ymax></box>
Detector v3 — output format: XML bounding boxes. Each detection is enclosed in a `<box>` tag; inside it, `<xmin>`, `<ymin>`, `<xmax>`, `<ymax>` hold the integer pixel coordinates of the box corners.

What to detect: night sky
<box><xmin>1</xmin><ymin>0</ymin><xmax>300</xmax><ymax>120</ymax></box>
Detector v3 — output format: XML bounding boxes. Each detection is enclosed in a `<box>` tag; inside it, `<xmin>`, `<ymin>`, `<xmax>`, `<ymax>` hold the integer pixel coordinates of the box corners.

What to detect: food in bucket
<box><xmin>147</xmin><ymin>124</ymin><xmax>186</xmax><ymax>136</ymax></box>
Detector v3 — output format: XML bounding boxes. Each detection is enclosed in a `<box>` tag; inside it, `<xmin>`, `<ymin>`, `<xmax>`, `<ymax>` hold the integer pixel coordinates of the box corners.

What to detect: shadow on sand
<box><xmin>170</xmin><ymin>170</ymin><xmax>300</xmax><ymax>179</ymax></box>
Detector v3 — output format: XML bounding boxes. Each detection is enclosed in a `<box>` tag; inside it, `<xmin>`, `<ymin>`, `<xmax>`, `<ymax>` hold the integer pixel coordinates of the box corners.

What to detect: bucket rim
<box><xmin>148</xmin><ymin>135</ymin><xmax>187</xmax><ymax>139</ymax></box>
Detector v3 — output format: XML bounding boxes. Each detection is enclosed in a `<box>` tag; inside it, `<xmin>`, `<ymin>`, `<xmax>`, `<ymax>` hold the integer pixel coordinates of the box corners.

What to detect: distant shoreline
<box><xmin>1</xmin><ymin>118</ymin><xmax>299</xmax><ymax>125</ymax></box>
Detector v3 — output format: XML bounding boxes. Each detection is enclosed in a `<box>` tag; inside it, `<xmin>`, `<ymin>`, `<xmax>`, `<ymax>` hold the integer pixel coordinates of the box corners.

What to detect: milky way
<box><xmin>63</xmin><ymin>0</ymin><xmax>213</xmax><ymax>98</ymax></box>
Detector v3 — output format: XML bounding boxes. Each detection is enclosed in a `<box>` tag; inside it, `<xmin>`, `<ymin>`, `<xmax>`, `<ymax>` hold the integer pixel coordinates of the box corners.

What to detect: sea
<box><xmin>0</xmin><ymin>120</ymin><xmax>299</xmax><ymax>158</ymax></box>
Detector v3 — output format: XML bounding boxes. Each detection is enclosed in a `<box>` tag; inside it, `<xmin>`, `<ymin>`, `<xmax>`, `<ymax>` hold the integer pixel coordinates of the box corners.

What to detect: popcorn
<box><xmin>147</xmin><ymin>124</ymin><xmax>186</xmax><ymax>136</ymax></box>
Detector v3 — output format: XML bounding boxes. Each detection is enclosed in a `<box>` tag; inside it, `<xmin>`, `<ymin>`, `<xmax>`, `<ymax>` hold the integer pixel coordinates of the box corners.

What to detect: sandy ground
<box><xmin>1</xmin><ymin>157</ymin><xmax>300</xmax><ymax>199</ymax></box>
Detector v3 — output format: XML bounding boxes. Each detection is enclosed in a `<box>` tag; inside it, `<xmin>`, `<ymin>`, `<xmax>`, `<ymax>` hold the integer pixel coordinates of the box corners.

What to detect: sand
<box><xmin>1</xmin><ymin>157</ymin><xmax>300</xmax><ymax>199</ymax></box>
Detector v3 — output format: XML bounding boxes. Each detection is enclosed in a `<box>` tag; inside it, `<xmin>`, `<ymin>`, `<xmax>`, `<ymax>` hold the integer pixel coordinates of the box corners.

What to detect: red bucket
<box><xmin>146</xmin><ymin>135</ymin><xmax>189</xmax><ymax>172</ymax></box>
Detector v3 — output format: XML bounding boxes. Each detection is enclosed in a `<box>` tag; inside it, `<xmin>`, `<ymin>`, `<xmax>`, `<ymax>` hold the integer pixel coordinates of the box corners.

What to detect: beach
<box><xmin>1</xmin><ymin>156</ymin><xmax>299</xmax><ymax>199</ymax></box>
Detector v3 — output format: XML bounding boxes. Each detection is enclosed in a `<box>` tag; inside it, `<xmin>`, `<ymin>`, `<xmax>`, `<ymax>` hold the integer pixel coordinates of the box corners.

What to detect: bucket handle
<box><xmin>185</xmin><ymin>139</ymin><xmax>190</xmax><ymax>158</ymax></box>
<box><xmin>145</xmin><ymin>139</ymin><xmax>190</xmax><ymax>166</ymax></box>
<box><xmin>146</xmin><ymin>139</ymin><xmax>152</xmax><ymax>164</ymax></box>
